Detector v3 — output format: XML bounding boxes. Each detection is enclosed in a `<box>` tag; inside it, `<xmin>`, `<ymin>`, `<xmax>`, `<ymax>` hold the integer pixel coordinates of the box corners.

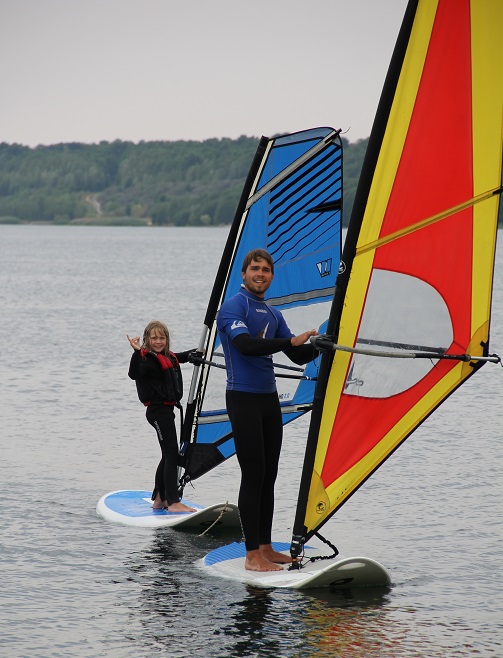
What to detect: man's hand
<box><xmin>291</xmin><ymin>329</ymin><xmax>318</xmax><ymax>347</ymax></box>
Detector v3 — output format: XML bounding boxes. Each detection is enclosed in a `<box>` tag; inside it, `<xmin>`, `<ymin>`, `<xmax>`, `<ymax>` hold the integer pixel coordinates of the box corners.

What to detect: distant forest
<box><xmin>0</xmin><ymin>137</ymin><xmax>365</xmax><ymax>227</ymax></box>
<box><xmin>0</xmin><ymin>137</ymin><xmax>501</xmax><ymax>227</ymax></box>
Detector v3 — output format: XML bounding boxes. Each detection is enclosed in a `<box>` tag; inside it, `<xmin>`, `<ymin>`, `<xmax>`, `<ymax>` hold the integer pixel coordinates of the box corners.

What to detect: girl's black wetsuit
<box><xmin>128</xmin><ymin>348</ymin><xmax>191</xmax><ymax>505</ymax></box>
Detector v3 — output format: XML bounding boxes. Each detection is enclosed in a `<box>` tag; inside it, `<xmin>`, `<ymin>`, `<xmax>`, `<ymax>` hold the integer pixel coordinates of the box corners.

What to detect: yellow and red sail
<box><xmin>293</xmin><ymin>0</ymin><xmax>503</xmax><ymax>544</ymax></box>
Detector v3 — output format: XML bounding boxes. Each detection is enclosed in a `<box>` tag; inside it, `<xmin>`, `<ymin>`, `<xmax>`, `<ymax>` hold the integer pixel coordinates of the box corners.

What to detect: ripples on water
<box><xmin>1</xmin><ymin>226</ymin><xmax>502</xmax><ymax>657</ymax></box>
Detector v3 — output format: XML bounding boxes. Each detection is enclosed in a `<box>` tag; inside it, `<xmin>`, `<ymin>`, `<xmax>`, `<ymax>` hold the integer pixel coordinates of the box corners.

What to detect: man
<box><xmin>217</xmin><ymin>249</ymin><xmax>318</xmax><ymax>571</ymax></box>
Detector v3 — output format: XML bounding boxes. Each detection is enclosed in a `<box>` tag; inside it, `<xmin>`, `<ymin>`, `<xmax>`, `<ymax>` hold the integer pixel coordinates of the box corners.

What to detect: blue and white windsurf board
<box><xmin>96</xmin><ymin>490</ymin><xmax>240</xmax><ymax>529</ymax></box>
<box><xmin>200</xmin><ymin>541</ymin><xmax>391</xmax><ymax>589</ymax></box>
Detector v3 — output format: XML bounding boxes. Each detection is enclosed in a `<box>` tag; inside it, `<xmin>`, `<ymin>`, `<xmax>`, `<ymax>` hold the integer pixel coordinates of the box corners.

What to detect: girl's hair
<box><xmin>142</xmin><ymin>320</ymin><xmax>170</xmax><ymax>355</ymax></box>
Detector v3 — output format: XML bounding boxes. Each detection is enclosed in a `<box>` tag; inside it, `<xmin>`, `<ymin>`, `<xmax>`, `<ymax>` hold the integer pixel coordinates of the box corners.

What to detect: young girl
<box><xmin>128</xmin><ymin>320</ymin><xmax>195</xmax><ymax>513</ymax></box>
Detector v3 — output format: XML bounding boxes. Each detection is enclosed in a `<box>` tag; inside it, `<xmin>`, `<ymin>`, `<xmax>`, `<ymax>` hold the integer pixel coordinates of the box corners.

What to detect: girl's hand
<box><xmin>127</xmin><ymin>334</ymin><xmax>141</xmax><ymax>350</ymax></box>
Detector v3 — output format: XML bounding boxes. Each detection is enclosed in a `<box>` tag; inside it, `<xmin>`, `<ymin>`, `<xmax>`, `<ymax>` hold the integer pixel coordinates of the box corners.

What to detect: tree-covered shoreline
<box><xmin>0</xmin><ymin>136</ymin><xmax>368</xmax><ymax>227</ymax></box>
<box><xmin>1</xmin><ymin>137</ymin><xmax>500</xmax><ymax>227</ymax></box>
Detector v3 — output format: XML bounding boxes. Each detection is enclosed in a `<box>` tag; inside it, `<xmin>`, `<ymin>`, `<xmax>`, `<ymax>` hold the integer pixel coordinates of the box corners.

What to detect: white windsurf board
<box><xmin>200</xmin><ymin>541</ymin><xmax>391</xmax><ymax>590</ymax></box>
<box><xmin>96</xmin><ymin>489</ymin><xmax>240</xmax><ymax>529</ymax></box>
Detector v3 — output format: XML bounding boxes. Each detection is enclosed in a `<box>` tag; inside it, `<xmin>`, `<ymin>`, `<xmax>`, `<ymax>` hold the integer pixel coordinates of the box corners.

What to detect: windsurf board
<box><xmin>96</xmin><ymin>489</ymin><xmax>240</xmax><ymax>529</ymax></box>
<box><xmin>200</xmin><ymin>541</ymin><xmax>391</xmax><ymax>590</ymax></box>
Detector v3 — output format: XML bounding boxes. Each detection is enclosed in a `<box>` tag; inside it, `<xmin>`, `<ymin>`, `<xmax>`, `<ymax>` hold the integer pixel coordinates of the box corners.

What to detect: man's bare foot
<box><xmin>259</xmin><ymin>544</ymin><xmax>292</xmax><ymax>564</ymax></box>
<box><xmin>245</xmin><ymin>549</ymin><xmax>283</xmax><ymax>572</ymax></box>
<box><xmin>166</xmin><ymin>501</ymin><xmax>196</xmax><ymax>513</ymax></box>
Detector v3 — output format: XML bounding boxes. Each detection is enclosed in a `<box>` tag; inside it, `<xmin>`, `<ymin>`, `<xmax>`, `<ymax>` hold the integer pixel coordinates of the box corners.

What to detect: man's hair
<box><xmin>241</xmin><ymin>249</ymin><xmax>274</xmax><ymax>274</ymax></box>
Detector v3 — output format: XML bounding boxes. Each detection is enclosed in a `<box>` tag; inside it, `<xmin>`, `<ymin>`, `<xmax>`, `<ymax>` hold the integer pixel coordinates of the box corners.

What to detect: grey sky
<box><xmin>1</xmin><ymin>0</ymin><xmax>409</xmax><ymax>147</ymax></box>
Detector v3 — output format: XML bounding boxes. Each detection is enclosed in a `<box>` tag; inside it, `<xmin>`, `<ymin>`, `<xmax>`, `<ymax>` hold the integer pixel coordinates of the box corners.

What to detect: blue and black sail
<box><xmin>180</xmin><ymin>127</ymin><xmax>343</xmax><ymax>485</ymax></box>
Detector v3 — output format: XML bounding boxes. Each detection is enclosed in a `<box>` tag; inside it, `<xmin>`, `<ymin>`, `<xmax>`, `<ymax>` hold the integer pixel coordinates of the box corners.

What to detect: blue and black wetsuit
<box><xmin>217</xmin><ymin>286</ymin><xmax>316</xmax><ymax>551</ymax></box>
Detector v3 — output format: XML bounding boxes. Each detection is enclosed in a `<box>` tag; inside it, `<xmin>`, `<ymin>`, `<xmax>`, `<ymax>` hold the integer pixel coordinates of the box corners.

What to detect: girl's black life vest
<box><xmin>128</xmin><ymin>348</ymin><xmax>189</xmax><ymax>406</ymax></box>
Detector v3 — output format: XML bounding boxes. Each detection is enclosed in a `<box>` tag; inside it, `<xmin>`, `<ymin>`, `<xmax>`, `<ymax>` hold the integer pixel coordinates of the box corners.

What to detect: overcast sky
<box><xmin>1</xmin><ymin>0</ymin><xmax>409</xmax><ymax>147</ymax></box>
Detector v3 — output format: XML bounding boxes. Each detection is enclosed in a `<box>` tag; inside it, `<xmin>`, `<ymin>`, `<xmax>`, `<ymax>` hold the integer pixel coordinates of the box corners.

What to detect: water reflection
<box><xmin>221</xmin><ymin>584</ymin><xmax>401</xmax><ymax>658</ymax></box>
<box><xmin>295</xmin><ymin>588</ymin><xmax>401</xmax><ymax>658</ymax></box>
<box><xmin>305</xmin><ymin>584</ymin><xmax>391</xmax><ymax>608</ymax></box>
<box><xmin>223</xmin><ymin>586</ymin><xmax>287</xmax><ymax>657</ymax></box>
<box><xmin>126</xmin><ymin>531</ymin><xmax>400</xmax><ymax>657</ymax></box>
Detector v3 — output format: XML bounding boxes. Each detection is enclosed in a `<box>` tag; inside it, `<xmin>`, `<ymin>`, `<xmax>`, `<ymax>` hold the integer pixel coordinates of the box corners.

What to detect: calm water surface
<box><xmin>1</xmin><ymin>225</ymin><xmax>502</xmax><ymax>657</ymax></box>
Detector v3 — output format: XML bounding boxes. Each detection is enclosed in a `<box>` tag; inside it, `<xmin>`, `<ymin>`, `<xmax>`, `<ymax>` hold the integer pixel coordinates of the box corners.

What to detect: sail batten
<box><xmin>291</xmin><ymin>0</ymin><xmax>502</xmax><ymax>554</ymax></box>
<box><xmin>246</xmin><ymin>129</ymin><xmax>341</xmax><ymax>209</ymax></box>
<box><xmin>356</xmin><ymin>186</ymin><xmax>503</xmax><ymax>256</ymax></box>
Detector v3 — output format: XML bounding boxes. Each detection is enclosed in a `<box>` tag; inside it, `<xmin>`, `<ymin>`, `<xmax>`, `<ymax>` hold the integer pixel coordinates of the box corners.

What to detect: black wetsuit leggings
<box><xmin>146</xmin><ymin>405</ymin><xmax>180</xmax><ymax>505</ymax></box>
<box><xmin>226</xmin><ymin>390</ymin><xmax>283</xmax><ymax>551</ymax></box>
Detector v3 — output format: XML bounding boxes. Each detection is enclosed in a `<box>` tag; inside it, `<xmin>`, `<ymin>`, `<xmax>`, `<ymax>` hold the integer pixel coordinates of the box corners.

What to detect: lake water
<box><xmin>1</xmin><ymin>225</ymin><xmax>502</xmax><ymax>657</ymax></box>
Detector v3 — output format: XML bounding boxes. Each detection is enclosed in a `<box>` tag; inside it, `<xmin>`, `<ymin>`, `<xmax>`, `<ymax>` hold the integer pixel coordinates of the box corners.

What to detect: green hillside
<box><xmin>0</xmin><ymin>136</ymin><xmax>365</xmax><ymax>227</ymax></box>
<box><xmin>0</xmin><ymin>137</ymin><xmax>500</xmax><ymax>227</ymax></box>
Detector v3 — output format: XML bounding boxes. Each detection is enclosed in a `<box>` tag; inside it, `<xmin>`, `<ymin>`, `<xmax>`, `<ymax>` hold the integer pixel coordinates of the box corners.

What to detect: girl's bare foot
<box><xmin>245</xmin><ymin>549</ymin><xmax>283</xmax><ymax>572</ymax></box>
<box><xmin>166</xmin><ymin>501</ymin><xmax>196</xmax><ymax>513</ymax></box>
<box><xmin>259</xmin><ymin>544</ymin><xmax>292</xmax><ymax>564</ymax></box>
<box><xmin>152</xmin><ymin>494</ymin><xmax>168</xmax><ymax>509</ymax></box>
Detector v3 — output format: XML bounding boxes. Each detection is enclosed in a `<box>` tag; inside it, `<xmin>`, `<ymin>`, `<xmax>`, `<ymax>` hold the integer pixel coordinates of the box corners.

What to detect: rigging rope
<box><xmin>288</xmin><ymin>532</ymin><xmax>339</xmax><ymax>570</ymax></box>
<box><xmin>197</xmin><ymin>501</ymin><xmax>236</xmax><ymax>537</ymax></box>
